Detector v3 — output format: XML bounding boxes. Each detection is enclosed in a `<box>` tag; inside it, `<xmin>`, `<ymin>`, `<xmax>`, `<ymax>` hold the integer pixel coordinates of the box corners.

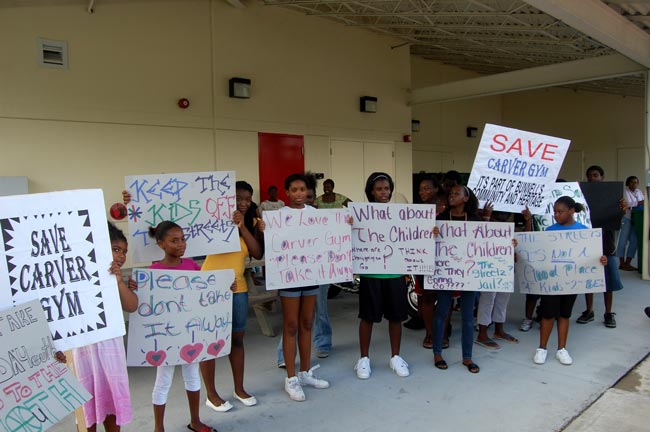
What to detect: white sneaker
<box><xmin>298</xmin><ymin>365</ymin><xmax>330</xmax><ymax>389</ymax></box>
<box><xmin>284</xmin><ymin>376</ymin><xmax>305</xmax><ymax>401</ymax></box>
<box><xmin>520</xmin><ymin>319</ymin><xmax>534</xmax><ymax>332</ymax></box>
<box><xmin>533</xmin><ymin>348</ymin><xmax>547</xmax><ymax>364</ymax></box>
<box><xmin>389</xmin><ymin>355</ymin><xmax>410</xmax><ymax>377</ymax></box>
<box><xmin>355</xmin><ymin>357</ymin><xmax>371</xmax><ymax>379</ymax></box>
<box><xmin>556</xmin><ymin>348</ymin><xmax>573</xmax><ymax>365</ymax></box>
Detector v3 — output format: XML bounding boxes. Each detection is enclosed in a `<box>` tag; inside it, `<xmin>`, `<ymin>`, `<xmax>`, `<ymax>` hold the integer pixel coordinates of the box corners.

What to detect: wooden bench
<box><xmin>245</xmin><ymin>259</ymin><xmax>278</xmax><ymax>337</ymax></box>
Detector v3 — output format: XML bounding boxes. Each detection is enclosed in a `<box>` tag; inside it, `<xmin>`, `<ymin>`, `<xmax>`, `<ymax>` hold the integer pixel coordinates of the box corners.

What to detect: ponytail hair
<box><xmin>148</xmin><ymin>221</ymin><xmax>182</xmax><ymax>241</ymax></box>
<box><xmin>555</xmin><ymin>196</ymin><xmax>584</xmax><ymax>213</ymax></box>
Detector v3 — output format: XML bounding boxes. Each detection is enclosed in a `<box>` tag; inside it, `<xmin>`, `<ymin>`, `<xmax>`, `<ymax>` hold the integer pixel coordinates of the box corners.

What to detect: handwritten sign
<box><xmin>349</xmin><ymin>203</ymin><xmax>437</xmax><ymax>274</ymax></box>
<box><xmin>467</xmin><ymin>124</ymin><xmax>570</xmax><ymax>214</ymax></box>
<box><xmin>127</xmin><ymin>268</ymin><xmax>234</xmax><ymax>366</ymax></box>
<box><xmin>424</xmin><ymin>221</ymin><xmax>514</xmax><ymax>292</ymax></box>
<box><xmin>534</xmin><ymin>182</ymin><xmax>592</xmax><ymax>230</ymax></box>
<box><xmin>124</xmin><ymin>171</ymin><xmax>240</xmax><ymax>263</ymax></box>
<box><xmin>515</xmin><ymin>229</ymin><xmax>605</xmax><ymax>295</ymax></box>
<box><xmin>0</xmin><ymin>299</ymin><xmax>90</xmax><ymax>431</ymax></box>
<box><xmin>263</xmin><ymin>208</ymin><xmax>352</xmax><ymax>289</ymax></box>
<box><xmin>0</xmin><ymin>189</ymin><xmax>125</xmax><ymax>351</ymax></box>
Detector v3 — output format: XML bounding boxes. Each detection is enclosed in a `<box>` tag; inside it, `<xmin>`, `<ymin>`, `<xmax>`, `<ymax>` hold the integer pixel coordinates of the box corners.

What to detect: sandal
<box><xmin>188</xmin><ymin>424</ymin><xmax>217</xmax><ymax>432</ymax></box>
<box><xmin>463</xmin><ymin>362</ymin><xmax>480</xmax><ymax>374</ymax></box>
<box><xmin>434</xmin><ymin>359</ymin><xmax>448</xmax><ymax>370</ymax></box>
<box><xmin>442</xmin><ymin>339</ymin><xmax>450</xmax><ymax>349</ymax></box>
<box><xmin>493</xmin><ymin>332</ymin><xmax>519</xmax><ymax>343</ymax></box>
<box><xmin>422</xmin><ymin>335</ymin><xmax>433</xmax><ymax>349</ymax></box>
<box><xmin>475</xmin><ymin>338</ymin><xmax>500</xmax><ymax>349</ymax></box>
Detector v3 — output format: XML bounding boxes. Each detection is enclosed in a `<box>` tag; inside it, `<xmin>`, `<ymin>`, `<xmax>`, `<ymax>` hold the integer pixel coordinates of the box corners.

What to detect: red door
<box><xmin>258</xmin><ymin>133</ymin><xmax>305</xmax><ymax>204</ymax></box>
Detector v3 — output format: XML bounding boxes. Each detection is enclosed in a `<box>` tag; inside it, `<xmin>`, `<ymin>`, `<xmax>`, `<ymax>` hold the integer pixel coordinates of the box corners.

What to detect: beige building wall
<box><xmin>410</xmin><ymin>57</ymin><xmax>645</xmax><ymax>181</ymax></box>
<box><xmin>410</xmin><ymin>57</ymin><xmax>503</xmax><ymax>173</ymax></box>
<box><xmin>0</xmin><ymin>0</ymin><xmax>412</xmax><ymax>205</ymax></box>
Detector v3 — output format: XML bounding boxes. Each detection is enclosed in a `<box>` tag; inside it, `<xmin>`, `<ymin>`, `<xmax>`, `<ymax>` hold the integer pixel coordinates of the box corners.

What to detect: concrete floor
<box><xmin>52</xmin><ymin>269</ymin><xmax>650</xmax><ymax>432</ymax></box>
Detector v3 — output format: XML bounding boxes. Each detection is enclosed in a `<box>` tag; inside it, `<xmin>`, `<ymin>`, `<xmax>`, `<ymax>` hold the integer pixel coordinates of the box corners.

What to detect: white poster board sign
<box><xmin>127</xmin><ymin>268</ymin><xmax>234</xmax><ymax>366</ymax></box>
<box><xmin>467</xmin><ymin>124</ymin><xmax>571</xmax><ymax>214</ymax></box>
<box><xmin>124</xmin><ymin>171</ymin><xmax>240</xmax><ymax>263</ymax></box>
<box><xmin>263</xmin><ymin>208</ymin><xmax>352</xmax><ymax>290</ymax></box>
<box><xmin>349</xmin><ymin>203</ymin><xmax>437</xmax><ymax>274</ymax></box>
<box><xmin>534</xmin><ymin>182</ymin><xmax>592</xmax><ymax>230</ymax></box>
<box><xmin>0</xmin><ymin>189</ymin><xmax>125</xmax><ymax>351</ymax></box>
<box><xmin>0</xmin><ymin>299</ymin><xmax>90</xmax><ymax>431</ymax></box>
<box><xmin>424</xmin><ymin>221</ymin><xmax>515</xmax><ymax>292</ymax></box>
<box><xmin>515</xmin><ymin>229</ymin><xmax>605</xmax><ymax>295</ymax></box>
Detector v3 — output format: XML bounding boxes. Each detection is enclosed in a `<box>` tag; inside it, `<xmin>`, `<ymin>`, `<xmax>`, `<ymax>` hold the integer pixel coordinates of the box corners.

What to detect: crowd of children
<box><xmin>54</xmin><ymin>165</ymin><xmax>638</xmax><ymax>431</ymax></box>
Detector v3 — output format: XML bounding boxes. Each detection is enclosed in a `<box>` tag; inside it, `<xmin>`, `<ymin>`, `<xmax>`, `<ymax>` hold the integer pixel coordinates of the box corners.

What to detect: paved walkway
<box><xmin>53</xmin><ymin>270</ymin><xmax>650</xmax><ymax>432</ymax></box>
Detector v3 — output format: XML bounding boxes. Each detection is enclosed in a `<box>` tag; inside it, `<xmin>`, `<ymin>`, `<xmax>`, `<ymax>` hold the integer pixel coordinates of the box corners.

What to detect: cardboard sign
<box><xmin>124</xmin><ymin>171</ymin><xmax>240</xmax><ymax>263</ymax></box>
<box><xmin>0</xmin><ymin>190</ymin><xmax>125</xmax><ymax>351</ymax></box>
<box><xmin>263</xmin><ymin>208</ymin><xmax>353</xmax><ymax>289</ymax></box>
<box><xmin>534</xmin><ymin>182</ymin><xmax>592</xmax><ymax>230</ymax></box>
<box><xmin>515</xmin><ymin>229</ymin><xmax>605</xmax><ymax>295</ymax></box>
<box><xmin>349</xmin><ymin>203</ymin><xmax>437</xmax><ymax>274</ymax></box>
<box><xmin>424</xmin><ymin>221</ymin><xmax>514</xmax><ymax>292</ymax></box>
<box><xmin>0</xmin><ymin>299</ymin><xmax>90</xmax><ymax>431</ymax></box>
<box><xmin>580</xmin><ymin>182</ymin><xmax>624</xmax><ymax>231</ymax></box>
<box><xmin>467</xmin><ymin>124</ymin><xmax>570</xmax><ymax>214</ymax></box>
<box><xmin>127</xmin><ymin>268</ymin><xmax>234</xmax><ymax>366</ymax></box>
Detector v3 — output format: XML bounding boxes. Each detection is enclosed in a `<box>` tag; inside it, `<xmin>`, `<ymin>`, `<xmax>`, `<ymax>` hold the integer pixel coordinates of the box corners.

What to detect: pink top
<box><xmin>149</xmin><ymin>258</ymin><xmax>201</xmax><ymax>271</ymax></box>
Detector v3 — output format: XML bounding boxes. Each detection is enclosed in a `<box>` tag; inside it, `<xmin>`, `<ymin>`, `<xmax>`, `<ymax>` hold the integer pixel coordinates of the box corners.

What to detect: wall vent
<box><xmin>37</xmin><ymin>38</ymin><xmax>68</xmax><ymax>69</ymax></box>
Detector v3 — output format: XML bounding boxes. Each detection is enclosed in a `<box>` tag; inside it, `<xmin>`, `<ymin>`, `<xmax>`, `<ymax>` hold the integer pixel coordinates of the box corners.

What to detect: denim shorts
<box><xmin>278</xmin><ymin>286</ymin><xmax>319</xmax><ymax>298</ymax></box>
<box><xmin>232</xmin><ymin>292</ymin><xmax>249</xmax><ymax>332</ymax></box>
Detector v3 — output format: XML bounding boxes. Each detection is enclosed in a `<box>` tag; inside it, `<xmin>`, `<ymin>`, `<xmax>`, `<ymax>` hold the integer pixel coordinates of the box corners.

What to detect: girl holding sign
<box><xmin>200</xmin><ymin>181</ymin><xmax>264</xmax><ymax>411</ymax></box>
<box><xmin>279</xmin><ymin>173</ymin><xmax>330</xmax><ymax>402</ymax></box>
<box><xmin>432</xmin><ymin>185</ymin><xmax>481</xmax><ymax>373</ymax></box>
<box><xmin>355</xmin><ymin>172</ymin><xmax>411</xmax><ymax>380</ymax></box>
<box><xmin>147</xmin><ymin>221</ymin><xmax>216</xmax><ymax>432</ymax></box>
<box><xmin>72</xmin><ymin>223</ymin><xmax>138</xmax><ymax>432</ymax></box>
<box><xmin>532</xmin><ymin>197</ymin><xmax>607</xmax><ymax>366</ymax></box>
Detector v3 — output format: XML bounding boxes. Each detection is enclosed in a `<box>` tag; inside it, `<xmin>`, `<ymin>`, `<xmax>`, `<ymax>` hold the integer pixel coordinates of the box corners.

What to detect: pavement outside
<box><xmin>52</xmin><ymin>270</ymin><xmax>650</xmax><ymax>432</ymax></box>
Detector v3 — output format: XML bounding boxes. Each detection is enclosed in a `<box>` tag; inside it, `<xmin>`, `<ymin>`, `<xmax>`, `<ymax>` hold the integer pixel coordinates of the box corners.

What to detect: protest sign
<box><xmin>515</xmin><ymin>229</ymin><xmax>605</xmax><ymax>295</ymax></box>
<box><xmin>467</xmin><ymin>124</ymin><xmax>570</xmax><ymax>214</ymax></box>
<box><xmin>0</xmin><ymin>189</ymin><xmax>124</xmax><ymax>351</ymax></box>
<box><xmin>263</xmin><ymin>208</ymin><xmax>352</xmax><ymax>289</ymax></box>
<box><xmin>124</xmin><ymin>171</ymin><xmax>240</xmax><ymax>263</ymax></box>
<box><xmin>534</xmin><ymin>182</ymin><xmax>592</xmax><ymax>230</ymax></box>
<box><xmin>349</xmin><ymin>203</ymin><xmax>437</xmax><ymax>274</ymax></box>
<box><xmin>127</xmin><ymin>268</ymin><xmax>234</xmax><ymax>366</ymax></box>
<box><xmin>580</xmin><ymin>182</ymin><xmax>624</xmax><ymax>231</ymax></box>
<box><xmin>424</xmin><ymin>221</ymin><xmax>514</xmax><ymax>292</ymax></box>
<box><xmin>0</xmin><ymin>299</ymin><xmax>90</xmax><ymax>431</ymax></box>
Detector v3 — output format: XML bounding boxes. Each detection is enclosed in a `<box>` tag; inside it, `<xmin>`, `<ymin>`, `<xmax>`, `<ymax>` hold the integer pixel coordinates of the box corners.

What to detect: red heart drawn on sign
<box><xmin>207</xmin><ymin>339</ymin><xmax>226</xmax><ymax>357</ymax></box>
<box><xmin>145</xmin><ymin>350</ymin><xmax>167</xmax><ymax>366</ymax></box>
<box><xmin>180</xmin><ymin>343</ymin><xmax>203</xmax><ymax>363</ymax></box>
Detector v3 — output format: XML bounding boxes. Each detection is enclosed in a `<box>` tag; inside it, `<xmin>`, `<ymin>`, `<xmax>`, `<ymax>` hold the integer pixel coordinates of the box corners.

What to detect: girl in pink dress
<box><xmin>72</xmin><ymin>223</ymin><xmax>138</xmax><ymax>432</ymax></box>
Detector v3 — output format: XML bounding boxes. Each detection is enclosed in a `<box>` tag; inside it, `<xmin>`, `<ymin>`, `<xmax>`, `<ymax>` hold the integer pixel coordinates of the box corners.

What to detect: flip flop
<box><xmin>463</xmin><ymin>362</ymin><xmax>480</xmax><ymax>374</ymax></box>
<box><xmin>187</xmin><ymin>424</ymin><xmax>217</xmax><ymax>432</ymax></box>
<box><xmin>493</xmin><ymin>333</ymin><xmax>519</xmax><ymax>344</ymax></box>
<box><xmin>434</xmin><ymin>359</ymin><xmax>448</xmax><ymax>370</ymax></box>
<box><xmin>442</xmin><ymin>339</ymin><xmax>450</xmax><ymax>349</ymax></box>
<box><xmin>422</xmin><ymin>336</ymin><xmax>433</xmax><ymax>349</ymax></box>
<box><xmin>474</xmin><ymin>338</ymin><xmax>500</xmax><ymax>350</ymax></box>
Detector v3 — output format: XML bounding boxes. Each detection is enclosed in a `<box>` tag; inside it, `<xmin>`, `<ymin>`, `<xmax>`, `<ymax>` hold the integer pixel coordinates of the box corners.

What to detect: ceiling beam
<box><xmin>410</xmin><ymin>53</ymin><xmax>645</xmax><ymax>105</ymax></box>
<box><xmin>522</xmin><ymin>0</ymin><xmax>650</xmax><ymax>68</ymax></box>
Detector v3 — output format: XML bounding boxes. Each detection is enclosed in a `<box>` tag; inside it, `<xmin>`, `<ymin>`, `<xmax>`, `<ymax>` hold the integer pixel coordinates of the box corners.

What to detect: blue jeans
<box><xmin>277</xmin><ymin>284</ymin><xmax>332</xmax><ymax>364</ymax></box>
<box><xmin>616</xmin><ymin>217</ymin><xmax>637</xmax><ymax>259</ymax></box>
<box><xmin>313</xmin><ymin>284</ymin><xmax>332</xmax><ymax>353</ymax></box>
<box><xmin>433</xmin><ymin>291</ymin><xmax>475</xmax><ymax>360</ymax></box>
